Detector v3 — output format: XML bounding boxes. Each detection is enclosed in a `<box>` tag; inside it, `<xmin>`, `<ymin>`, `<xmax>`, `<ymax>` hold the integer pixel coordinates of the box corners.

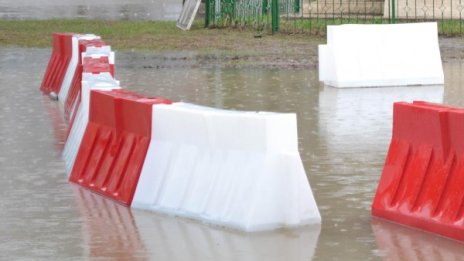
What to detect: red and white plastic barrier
<box><xmin>39</xmin><ymin>32</ymin><xmax>119</xmax><ymax>173</ymax></box>
<box><xmin>65</xmin><ymin>47</ymin><xmax>115</xmax><ymax>121</ymax></box>
<box><xmin>63</xmin><ymin>73</ymin><xmax>120</xmax><ymax>174</ymax></box>
<box><xmin>372</xmin><ymin>101</ymin><xmax>464</xmax><ymax>242</ymax></box>
<box><xmin>62</xmin><ymin>42</ymin><xmax>113</xmax><ymax>119</ymax></box>
<box><xmin>58</xmin><ymin>34</ymin><xmax>101</xmax><ymax>105</ymax></box>
<box><xmin>41</xmin><ymin>32</ymin><xmax>321</xmax><ymax>231</ymax></box>
<box><xmin>132</xmin><ymin>103</ymin><xmax>321</xmax><ymax>231</ymax></box>
<box><xmin>319</xmin><ymin>22</ymin><xmax>444</xmax><ymax>88</ymax></box>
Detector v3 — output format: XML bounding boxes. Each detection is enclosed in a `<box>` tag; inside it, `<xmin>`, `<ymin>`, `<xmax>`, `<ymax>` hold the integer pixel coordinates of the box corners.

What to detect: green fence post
<box><xmin>271</xmin><ymin>0</ymin><xmax>279</xmax><ymax>33</ymax></box>
<box><xmin>205</xmin><ymin>0</ymin><xmax>211</xmax><ymax>27</ymax></box>
<box><xmin>294</xmin><ymin>0</ymin><xmax>300</xmax><ymax>13</ymax></box>
<box><xmin>232</xmin><ymin>0</ymin><xmax>236</xmax><ymax>21</ymax></box>
<box><xmin>391</xmin><ymin>0</ymin><xmax>396</xmax><ymax>23</ymax></box>
<box><xmin>263</xmin><ymin>0</ymin><xmax>269</xmax><ymax>14</ymax></box>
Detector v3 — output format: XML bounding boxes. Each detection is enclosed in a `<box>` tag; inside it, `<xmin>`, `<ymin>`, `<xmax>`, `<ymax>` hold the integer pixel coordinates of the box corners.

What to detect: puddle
<box><xmin>0</xmin><ymin>46</ymin><xmax>463</xmax><ymax>260</ymax></box>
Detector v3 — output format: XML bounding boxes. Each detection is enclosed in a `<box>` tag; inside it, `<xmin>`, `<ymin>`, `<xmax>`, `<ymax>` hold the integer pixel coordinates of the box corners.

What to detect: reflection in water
<box><xmin>0</xmin><ymin>0</ymin><xmax>182</xmax><ymax>20</ymax></box>
<box><xmin>443</xmin><ymin>62</ymin><xmax>464</xmax><ymax>106</ymax></box>
<box><xmin>72</xmin><ymin>185</ymin><xmax>320</xmax><ymax>261</ymax></box>
<box><xmin>372</xmin><ymin>218</ymin><xmax>464</xmax><ymax>260</ymax></box>
<box><xmin>0</xmin><ymin>47</ymin><xmax>83</xmax><ymax>259</ymax></box>
<box><xmin>71</xmin><ymin>186</ymin><xmax>148</xmax><ymax>260</ymax></box>
<box><xmin>132</xmin><ymin>210</ymin><xmax>320</xmax><ymax>261</ymax></box>
<box><xmin>318</xmin><ymin>85</ymin><xmax>443</xmax><ymax>159</ymax></box>
<box><xmin>42</xmin><ymin>95</ymin><xmax>67</xmax><ymax>153</ymax></box>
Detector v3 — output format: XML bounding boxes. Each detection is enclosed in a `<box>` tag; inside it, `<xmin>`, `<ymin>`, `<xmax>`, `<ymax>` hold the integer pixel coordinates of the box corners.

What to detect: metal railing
<box><xmin>204</xmin><ymin>0</ymin><xmax>464</xmax><ymax>35</ymax></box>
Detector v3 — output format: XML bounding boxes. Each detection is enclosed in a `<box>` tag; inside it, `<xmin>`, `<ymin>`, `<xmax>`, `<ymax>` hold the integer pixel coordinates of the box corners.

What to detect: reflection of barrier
<box><xmin>63</xmin><ymin>73</ymin><xmax>120</xmax><ymax>174</ymax></box>
<box><xmin>134</xmin><ymin>212</ymin><xmax>320</xmax><ymax>260</ymax></box>
<box><xmin>372</xmin><ymin>218</ymin><xmax>464</xmax><ymax>259</ymax></box>
<box><xmin>42</xmin><ymin>96</ymin><xmax>68</xmax><ymax>153</ymax></box>
<box><xmin>319</xmin><ymin>23</ymin><xmax>444</xmax><ymax>88</ymax></box>
<box><xmin>73</xmin><ymin>183</ymin><xmax>320</xmax><ymax>261</ymax></box>
<box><xmin>40</xmin><ymin>33</ymin><xmax>74</xmax><ymax>94</ymax></box>
<box><xmin>71</xmin><ymin>185</ymin><xmax>147</xmax><ymax>260</ymax></box>
<box><xmin>318</xmin><ymin>85</ymin><xmax>443</xmax><ymax>157</ymax></box>
<box><xmin>133</xmin><ymin>103</ymin><xmax>321</xmax><ymax>231</ymax></box>
<box><xmin>372</xmin><ymin>101</ymin><xmax>464</xmax><ymax>242</ymax></box>
<box><xmin>69</xmin><ymin>90</ymin><xmax>172</xmax><ymax>205</ymax></box>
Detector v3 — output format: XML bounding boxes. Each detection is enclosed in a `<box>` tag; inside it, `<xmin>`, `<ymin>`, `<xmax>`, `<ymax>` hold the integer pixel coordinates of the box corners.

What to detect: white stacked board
<box><xmin>319</xmin><ymin>22</ymin><xmax>444</xmax><ymax>88</ymax></box>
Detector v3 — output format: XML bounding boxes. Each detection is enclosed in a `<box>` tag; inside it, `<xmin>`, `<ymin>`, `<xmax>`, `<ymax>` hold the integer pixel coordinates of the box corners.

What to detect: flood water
<box><xmin>1</xmin><ymin>46</ymin><xmax>464</xmax><ymax>260</ymax></box>
<box><xmin>0</xmin><ymin>0</ymin><xmax>182</xmax><ymax>20</ymax></box>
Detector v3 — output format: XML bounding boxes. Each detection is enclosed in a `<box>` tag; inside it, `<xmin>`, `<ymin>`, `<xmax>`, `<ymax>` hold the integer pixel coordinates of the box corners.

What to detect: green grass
<box><xmin>0</xmin><ymin>19</ymin><xmax>212</xmax><ymax>50</ymax></box>
<box><xmin>438</xmin><ymin>19</ymin><xmax>464</xmax><ymax>36</ymax></box>
<box><xmin>208</xmin><ymin>15</ymin><xmax>464</xmax><ymax>36</ymax></box>
<box><xmin>1</xmin><ymin>18</ymin><xmax>461</xmax><ymax>53</ymax></box>
<box><xmin>0</xmin><ymin>19</ymin><xmax>323</xmax><ymax>53</ymax></box>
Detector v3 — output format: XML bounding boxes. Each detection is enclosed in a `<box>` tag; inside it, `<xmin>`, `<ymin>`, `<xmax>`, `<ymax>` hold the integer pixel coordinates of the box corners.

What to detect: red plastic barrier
<box><xmin>372</xmin><ymin>101</ymin><xmax>464</xmax><ymax>242</ymax></box>
<box><xmin>40</xmin><ymin>33</ymin><xmax>74</xmax><ymax>94</ymax></box>
<box><xmin>83</xmin><ymin>56</ymin><xmax>115</xmax><ymax>75</ymax></box>
<box><xmin>64</xmin><ymin>39</ymin><xmax>108</xmax><ymax>120</ymax></box>
<box><xmin>69</xmin><ymin>89</ymin><xmax>172</xmax><ymax>205</ymax></box>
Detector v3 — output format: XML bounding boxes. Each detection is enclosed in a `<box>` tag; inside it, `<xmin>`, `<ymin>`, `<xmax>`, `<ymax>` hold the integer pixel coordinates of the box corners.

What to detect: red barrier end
<box><xmin>40</xmin><ymin>33</ymin><xmax>74</xmax><ymax>94</ymax></box>
<box><xmin>70</xmin><ymin>89</ymin><xmax>171</xmax><ymax>206</ymax></box>
<box><xmin>373</xmin><ymin>101</ymin><xmax>464</xmax><ymax>242</ymax></box>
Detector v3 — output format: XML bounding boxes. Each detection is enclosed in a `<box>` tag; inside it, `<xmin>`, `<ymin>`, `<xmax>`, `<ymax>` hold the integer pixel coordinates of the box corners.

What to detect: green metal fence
<box><xmin>205</xmin><ymin>0</ymin><xmax>464</xmax><ymax>35</ymax></box>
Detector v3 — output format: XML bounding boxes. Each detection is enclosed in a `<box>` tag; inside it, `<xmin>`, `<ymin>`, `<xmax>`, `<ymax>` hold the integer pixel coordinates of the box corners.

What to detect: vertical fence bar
<box><xmin>461</xmin><ymin>0</ymin><xmax>463</xmax><ymax>34</ymax></box>
<box><xmin>441</xmin><ymin>0</ymin><xmax>444</xmax><ymax>32</ymax></box>
<box><xmin>272</xmin><ymin>0</ymin><xmax>280</xmax><ymax>32</ymax></box>
<box><xmin>294</xmin><ymin>0</ymin><xmax>300</xmax><ymax>12</ymax></box>
<box><xmin>205</xmin><ymin>0</ymin><xmax>211</xmax><ymax>27</ymax></box>
<box><xmin>392</xmin><ymin>0</ymin><xmax>397</xmax><ymax>23</ymax></box>
<box><xmin>263</xmin><ymin>0</ymin><xmax>269</xmax><ymax>14</ymax></box>
<box><xmin>433</xmin><ymin>0</ymin><xmax>435</xmax><ymax>19</ymax></box>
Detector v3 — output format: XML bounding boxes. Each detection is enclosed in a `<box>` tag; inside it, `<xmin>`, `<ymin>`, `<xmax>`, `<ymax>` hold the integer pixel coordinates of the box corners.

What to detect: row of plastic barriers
<box><xmin>40</xmin><ymin>32</ymin><xmax>321</xmax><ymax>232</ymax></box>
<box><xmin>40</xmin><ymin>32</ymin><xmax>463</xmax><ymax>241</ymax></box>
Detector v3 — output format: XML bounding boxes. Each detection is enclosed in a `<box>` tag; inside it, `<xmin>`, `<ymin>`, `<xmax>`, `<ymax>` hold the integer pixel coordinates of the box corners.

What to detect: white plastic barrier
<box><xmin>83</xmin><ymin>46</ymin><xmax>115</xmax><ymax>64</ymax></box>
<box><xmin>132</xmin><ymin>103</ymin><xmax>321</xmax><ymax>231</ymax></box>
<box><xmin>318</xmin><ymin>22</ymin><xmax>444</xmax><ymax>88</ymax></box>
<box><xmin>62</xmin><ymin>73</ymin><xmax>120</xmax><ymax>174</ymax></box>
<box><xmin>58</xmin><ymin>34</ymin><xmax>100</xmax><ymax>103</ymax></box>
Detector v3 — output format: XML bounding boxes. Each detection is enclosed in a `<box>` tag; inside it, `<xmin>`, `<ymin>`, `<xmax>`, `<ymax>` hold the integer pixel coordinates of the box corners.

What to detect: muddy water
<box><xmin>1</xmin><ymin>47</ymin><xmax>464</xmax><ymax>260</ymax></box>
<box><xmin>0</xmin><ymin>0</ymin><xmax>182</xmax><ymax>20</ymax></box>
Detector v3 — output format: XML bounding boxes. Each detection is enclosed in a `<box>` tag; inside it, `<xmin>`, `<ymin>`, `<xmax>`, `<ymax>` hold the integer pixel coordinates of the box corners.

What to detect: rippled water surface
<box><xmin>0</xmin><ymin>0</ymin><xmax>181</xmax><ymax>20</ymax></box>
<box><xmin>1</xmin><ymin>47</ymin><xmax>464</xmax><ymax>260</ymax></box>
